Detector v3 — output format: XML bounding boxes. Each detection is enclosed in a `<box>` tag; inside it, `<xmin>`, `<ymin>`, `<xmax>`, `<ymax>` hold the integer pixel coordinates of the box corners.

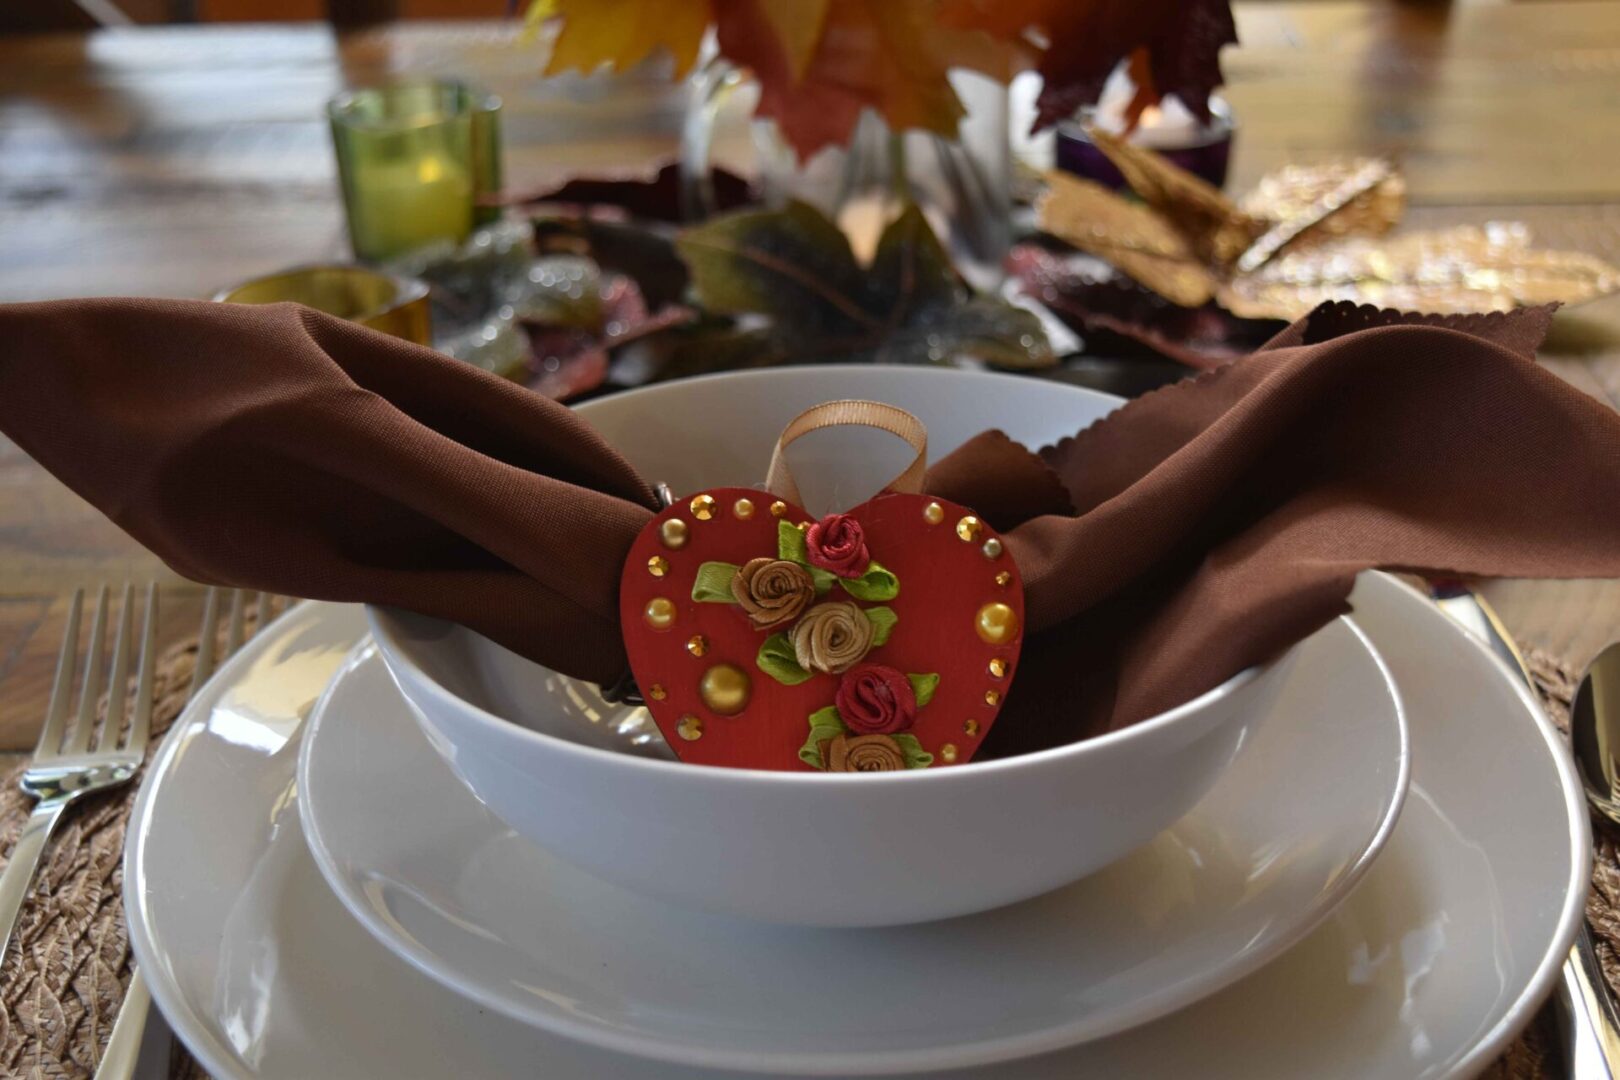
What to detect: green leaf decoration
<box><xmin>864</xmin><ymin>605</ymin><xmax>898</xmax><ymax>646</ymax></box>
<box><xmin>838</xmin><ymin>559</ymin><xmax>899</xmax><ymax>602</ymax></box>
<box><xmin>798</xmin><ymin>706</ymin><xmax>848</xmax><ymax>770</ymax></box>
<box><xmin>777</xmin><ymin>520</ymin><xmax>836</xmax><ymax>594</ymax></box>
<box><xmin>691</xmin><ymin>561</ymin><xmax>741</xmax><ymax>603</ymax></box>
<box><xmin>893</xmin><ymin>734</ymin><xmax>934</xmax><ymax>770</ymax></box>
<box><xmin>671</xmin><ymin>200</ymin><xmax>1054</xmax><ymax>373</ymax></box>
<box><xmin>907</xmin><ymin>673</ymin><xmax>939</xmax><ymax>708</ymax></box>
<box><xmin>757</xmin><ymin>632</ymin><xmax>813</xmax><ymax>686</ymax></box>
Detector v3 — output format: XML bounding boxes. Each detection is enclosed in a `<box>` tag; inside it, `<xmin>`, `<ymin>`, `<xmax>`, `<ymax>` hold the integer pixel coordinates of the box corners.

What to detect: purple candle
<box><xmin>1056</xmin><ymin>95</ymin><xmax>1234</xmax><ymax>192</ymax></box>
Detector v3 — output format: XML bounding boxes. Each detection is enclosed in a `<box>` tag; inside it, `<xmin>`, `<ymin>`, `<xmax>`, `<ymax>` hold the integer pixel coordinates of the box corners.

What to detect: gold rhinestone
<box><xmin>984</xmin><ymin>689</ymin><xmax>1001</xmax><ymax>706</ymax></box>
<box><xmin>796</xmin><ymin>520</ymin><xmax>809</xmax><ymax>532</ymax></box>
<box><xmin>660</xmin><ymin>518</ymin><xmax>689</xmax><ymax>550</ymax></box>
<box><xmin>981</xmin><ymin>537</ymin><xmax>1004</xmax><ymax>560</ymax></box>
<box><xmin>699</xmin><ymin>662</ymin><xmax>751</xmax><ymax>716</ymax></box>
<box><xmin>647</xmin><ymin>555</ymin><xmax>669</xmax><ymax>577</ymax></box>
<box><xmin>770</xmin><ymin>500</ymin><xmax>788</xmax><ymax>518</ymax></box>
<box><xmin>648</xmin><ymin>684</ymin><xmax>667</xmax><ymax>701</ymax></box>
<box><xmin>923</xmin><ymin>501</ymin><xmax>945</xmax><ymax>525</ymax></box>
<box><xmin>956</xmin><ymin>515</ymin><xmax>982</xmax><ymax>542</ymax></box>
<box><xmin>988</xmin><ymin>658</ymin><xmax>1008</xmax><ymax>678</ymax></box>
<box><xmin>677</xmin><ymin>714</ymin><xmax>703</xmax><ymax>741</ymax></box>
<box><xmin>643</xmin><ymin>597</ymin><xmax>676</xmax><ymax>631</ymax></box>
<box><xmin>686</xmin><ymin>634</ymin><xmax>708</xmax><ymax>657</ymax></box>
<box><xmin>975</xmin><ymin>602</ymin><xmax>1020</xmax><ymax>645</ymax></box>
<box><xmin>964</xmin><ymin>719</ymin><xmax>980</xmax><ymax>737</ymax></box>
<box><xmin>690</xmin><ymin>494</ymin><xmax>716</xmax><ymax>520</ymax></box>
<box><xmin>733</xmin><ymin>497</ymin><xmax>755</xmax><ymax>520</ymax></box>
<box><xmin>941</xmin><ymin>743</ymin><xmax>959</xmax><ymax>764</ymax></box>
<box><xmin>994</xmin><ymin>570</ymin><xmax>1012</xmax><ymax>588</ymax></box>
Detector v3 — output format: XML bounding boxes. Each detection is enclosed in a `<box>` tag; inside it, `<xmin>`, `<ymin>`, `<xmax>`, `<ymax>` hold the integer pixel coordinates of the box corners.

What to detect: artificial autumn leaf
<box><xmin>531</xmin><ymin>0</ymin><xmax>711</xmax><ymax>78</ymax></box>
<box><xmin>719</xmin><ymin>0</ymin><xmax>1023</xmax><ymax>160</ymax></box>
<box><xmin>674</xmin><ymin>199</ymin><xmax>1054</xmax><ymax>367</ymax></box>
<box><xmin>713</xmin><ymin>0</ymin><xmax>830</xmax><ymax>85</ymax></box>
<box><xmin>939</xmin><ymin>0</ymin><xmax>1238</xmax><ymax>132</ymax></box>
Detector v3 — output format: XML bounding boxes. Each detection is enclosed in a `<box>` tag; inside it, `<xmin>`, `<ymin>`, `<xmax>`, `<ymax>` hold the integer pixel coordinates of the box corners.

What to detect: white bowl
<box><xmin>369</xmin><ymin>367</ymin><xmax>1295</xmax><ymax>927</ymax></box>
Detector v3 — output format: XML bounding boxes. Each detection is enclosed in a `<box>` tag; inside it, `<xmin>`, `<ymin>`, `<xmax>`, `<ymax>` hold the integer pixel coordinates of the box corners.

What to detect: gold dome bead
<box><xmin>956</xmin><ymin>515</ymin><xmax>982</xmax><ymax>542</ymax></box>
<box><xmin>690</xmin><ymin>494</ymin><xmax>717</xmax><ymax>520</ymax></box>
<box><xmin>981</xmin><ymin>537</ymin><xmax>1004</xmax><ymax>560</ymax></box>
<box><xmin>974</xmin><ymin>602</ymin><xmax>1020</xmax><ymax>645</ymax></box>
<box><xmin>643</xmin><ymin>597</ymin><xmax>677</xmax><ymax>631</ymax></box>
<box><xmin>660</xmin><ymin>518</ymin><xmax>689</xmax><ymax>550</ymax></box>
<box><xmin>686</xmin><ymin>634</ymin><xmax>708</xmax><ymax>657</ymax></box>
<box><xmin>733</xmin><ymin>497</ymin><xmax>755</xmax><ymax>520</ymax></box>
<box><xmin>699</xmin><ymin>662</ymin><xmax>751</xmax><ymax>716</ymax></box>
<box><xmin>923</xmin><ymin>501</ymin><xmax>945</xmax><ymax>525</ymax></box>
<box><xmin>647</xmin><ymin>555</ymin><xmax>669</xmax><ymax>577</ymax></box>
<box><xmin>677</xmin><ymin>714</ymin><xmax>704</xmax><ymax>741</ymax></box>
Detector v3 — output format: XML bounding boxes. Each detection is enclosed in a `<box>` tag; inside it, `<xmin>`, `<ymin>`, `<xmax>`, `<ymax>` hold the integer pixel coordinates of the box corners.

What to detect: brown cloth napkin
<box><xmin>1</xmin><ymin>298</ymin><xmax>1618</xmax><ymax>757</ymax></box>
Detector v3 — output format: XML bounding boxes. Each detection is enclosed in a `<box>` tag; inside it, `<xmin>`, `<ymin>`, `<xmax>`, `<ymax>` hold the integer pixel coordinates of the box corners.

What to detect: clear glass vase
<box><xmin>680</xmin><ymin>62</ymin><xmax>1011</xmax><ymax>289</ymax></box>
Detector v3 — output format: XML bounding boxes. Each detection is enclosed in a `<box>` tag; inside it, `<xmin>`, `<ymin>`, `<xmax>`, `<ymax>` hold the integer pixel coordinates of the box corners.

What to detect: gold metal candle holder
<box><xmin>213</xmin><ymin>264</ymin><xmax>433</xmax><ymax>345</ymax></box>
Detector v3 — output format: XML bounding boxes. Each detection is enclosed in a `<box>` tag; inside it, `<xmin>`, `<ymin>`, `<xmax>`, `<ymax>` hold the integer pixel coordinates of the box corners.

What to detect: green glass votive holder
<box><xmin>328</xmin><ymin>79</ymin><xmax>503</xmax><ymax>263</ymax></box>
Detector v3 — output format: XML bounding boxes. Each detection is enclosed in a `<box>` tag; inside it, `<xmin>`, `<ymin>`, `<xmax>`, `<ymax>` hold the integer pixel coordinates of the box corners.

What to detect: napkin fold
<box><xmin>2</xmin><ymin>298</ymin><xmax>1618</xmax><ymax>756</ymax></box>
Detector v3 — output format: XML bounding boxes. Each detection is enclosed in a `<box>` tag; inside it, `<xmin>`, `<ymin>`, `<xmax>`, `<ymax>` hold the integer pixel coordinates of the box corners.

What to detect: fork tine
<box><xmin>188</xmin><ymin>587</ymin><xmax>222</xmax><ymax>701</ymax></box>
<box><xmin>225</xmin><ymin>589</ymin><xmax>246</xmax><ymax>657</ymax></box>
<box><xmin>256</xmin><ymin>592</ymin><xmax>271</xmax><ymax>637</ymax></box>
<box><xmin>38</xmin><ymin>589</ymin><xmax>85</xmax><ymax>759</ymax></box>
<box><xmin>90</xmin><ymin>583</ymin><xmax>136</xmax><ymax>754</ymax></box>
<box><xmin>124</xmin><ymin>584</ymin><xmax>158</xmax><ymax>757</ymax></box>
<box><xmin>67</xmin><ymin>586</ymin><xmax>111</xmax><ymax>755</ymax></box>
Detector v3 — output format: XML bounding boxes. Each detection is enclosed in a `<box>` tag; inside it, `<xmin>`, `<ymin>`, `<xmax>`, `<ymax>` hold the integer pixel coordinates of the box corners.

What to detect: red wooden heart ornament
<box><xmin>619</xmin><ymin>488</ymin><xmax>1025</xmax><ymax>771</ymax></box>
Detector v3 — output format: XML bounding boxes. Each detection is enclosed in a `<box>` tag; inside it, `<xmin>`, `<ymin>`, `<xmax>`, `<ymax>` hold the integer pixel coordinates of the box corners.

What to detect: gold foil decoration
<box><xmin>1036</xmin><ymin>139</ymin><xmax>1620</xmax><ymax>322</ymax></box>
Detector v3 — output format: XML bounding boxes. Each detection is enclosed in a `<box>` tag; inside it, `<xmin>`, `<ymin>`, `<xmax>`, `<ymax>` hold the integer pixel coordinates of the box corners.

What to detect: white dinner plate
<box><xmin>125</xmin><ymin>572</ymin><xmax>1587</xmax><ymax>1080</ymax></box>
<box><xmin>297</xmin><ymin>618</ymin><xmax>1406</xmax><ymax>1075</ymax></box>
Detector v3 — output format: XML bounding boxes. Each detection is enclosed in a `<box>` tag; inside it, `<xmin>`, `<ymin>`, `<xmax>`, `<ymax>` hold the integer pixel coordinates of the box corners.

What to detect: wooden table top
<box><xmin>2</xmin><ymin>1</ymin><xmax>1620</xmax><ymax>749</ymax></box>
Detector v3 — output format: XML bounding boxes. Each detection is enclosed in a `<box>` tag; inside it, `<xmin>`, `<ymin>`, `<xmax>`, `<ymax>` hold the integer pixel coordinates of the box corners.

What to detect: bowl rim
<box><xmin>368</xmin><ymin>364</ymin><xmax>1271</xmax><ymax>788</ymax></box>
<box><xmin>367</xmin><ymin>602</ymin><xmax>1272</xmax><ymax>788</ymax></box>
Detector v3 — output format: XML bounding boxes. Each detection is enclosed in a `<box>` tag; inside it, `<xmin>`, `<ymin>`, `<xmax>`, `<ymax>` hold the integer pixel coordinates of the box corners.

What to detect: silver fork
<box><xmin>0</xmin><ymin>584</ymin><xmax>156</xmax><ymax>967</ymax></box>
<box><xmin>94</xmin><ymin>587</ymin><xmax>279</xmax><ymax>1080</ymax></box>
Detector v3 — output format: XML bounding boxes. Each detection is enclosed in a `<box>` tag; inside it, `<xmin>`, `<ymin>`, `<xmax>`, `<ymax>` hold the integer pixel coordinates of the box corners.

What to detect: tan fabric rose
<box><xmin>824</xmin><ymin>733</ymin><xmax>907</xmax><ymax>772</ymax></box>
<box><xmin>790</xmin><ymin>600</ymin><xmax>874</xmax><ymax>675</ymax></box>
<box><xmin>730</xmin><ymin>557</ymin><xmax>816</xmax><ymax>630</ymax></box>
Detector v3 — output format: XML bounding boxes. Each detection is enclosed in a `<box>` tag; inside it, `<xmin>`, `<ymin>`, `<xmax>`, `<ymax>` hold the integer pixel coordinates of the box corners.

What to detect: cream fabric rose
<box><xmin>790</xmin><ymin>600</ymin><xmax>874</xmax><ymax>675</ymax></box>
<box><xmin>730</xmin><ymin>557</ymin><xmax>815</xmax><ymax>630</ymax></box>
<box><xmin>824</xmin><ymin>733</ymin><xmax>907</xmax><ymax>772</ymax></box>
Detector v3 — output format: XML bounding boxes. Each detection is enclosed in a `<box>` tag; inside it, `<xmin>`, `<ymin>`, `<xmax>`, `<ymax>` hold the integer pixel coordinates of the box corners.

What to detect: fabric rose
<box><xmin>729</xmin><ymin>557</ymin><xmax>816</xmax><ymax>630</ymax></box>
<box><xmin>805</xmin><ymin>513</ymin><xmax>870</xmax><ymax>578</ymax></box>
<box><xmin>790</xmin><ymin>601</ymin><xmax>874</xmax><ymax>674</ymax></box>
<box><xmin>824</xmin><ymin>733</ymin><xmax>907</xmax><ymax>772</ymax></box>
<box><xmin>834</xmin><ymin>664</ymin><xmax>917</xmax><ymax>735</ymax></box>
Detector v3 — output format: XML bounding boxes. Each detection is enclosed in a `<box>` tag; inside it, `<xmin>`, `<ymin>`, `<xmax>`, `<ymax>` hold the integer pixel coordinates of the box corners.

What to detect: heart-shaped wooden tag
<box><xmin>619</xmin><ymin>488</ymin><xmax>1024</xmax><ymax>771</ymax></box>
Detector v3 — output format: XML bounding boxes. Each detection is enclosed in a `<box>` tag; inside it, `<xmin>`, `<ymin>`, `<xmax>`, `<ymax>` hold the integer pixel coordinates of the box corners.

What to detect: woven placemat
<box><xmin>0</xmin><ymin>614</ymin><xmax>1601</xmax><ymax>1078</ymax></box>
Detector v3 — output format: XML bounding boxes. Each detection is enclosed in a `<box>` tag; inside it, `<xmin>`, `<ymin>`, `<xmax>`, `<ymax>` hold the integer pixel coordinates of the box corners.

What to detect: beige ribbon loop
<box><xmin>765</xmin><ymin>400</ymin><xmax>929</xmax><ymax>509</ymax></box>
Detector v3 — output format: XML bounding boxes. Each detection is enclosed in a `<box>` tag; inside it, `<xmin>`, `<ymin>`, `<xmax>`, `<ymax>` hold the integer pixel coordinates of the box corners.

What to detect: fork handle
<box><xmin>93</xmin><ymin>968</ymin><xmax>151</xmax><ymax>1080</ymax></box>
<box><xmin>0</xmin><ymin>797</ymin><xmax>69</xmax><ymax>965</ymax></box>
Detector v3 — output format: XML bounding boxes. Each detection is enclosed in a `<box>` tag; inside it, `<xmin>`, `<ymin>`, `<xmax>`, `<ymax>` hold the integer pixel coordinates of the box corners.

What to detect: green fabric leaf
<box><xmin>691</xmin><ymin>561</ymin><xmax>741</xmax><ymax>603</ymax></box>
<box><xmin>757</xmin><ymin>632</ymin><xmax>813</xmax><ymax>686</ymax></box>
<box><xmin>838</xmin><ymin>559</ymin><xmax>899</xmax><ymax>602</ymax></box>
<box><xmin>778</xmin><ymin>520</ymin><xmax>835</xmax><ymax>593</ymax></box>
<box><xmin>864</xmin><ymin>605</ymin><xmax>898</xmax><ymax>645</ymax></box>
<box><xmin>798</xmin><ymin>705</ymin><xmax>848</xmax><ymax>770</ymax></box>
<box><xmin>893</xmin><ymin>734</ymin><xmax>933</xmax><ymax>770</ymax></box>
<box><xmin>907</xmin><ymin>673</ymin><xmax>939</xmax><ymax>708</ymax></box>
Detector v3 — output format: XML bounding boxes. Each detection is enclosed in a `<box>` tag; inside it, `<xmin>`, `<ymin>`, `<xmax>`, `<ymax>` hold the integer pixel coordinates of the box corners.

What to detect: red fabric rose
<box><xmin>805</xmin><ymin>513</ymin><xmax>870</xmax><ymax>578</ymax></box>
<box><xmin>835</xmin><ymin>664</ymin><xmax>917</xmax><ymax>735</ymax></box>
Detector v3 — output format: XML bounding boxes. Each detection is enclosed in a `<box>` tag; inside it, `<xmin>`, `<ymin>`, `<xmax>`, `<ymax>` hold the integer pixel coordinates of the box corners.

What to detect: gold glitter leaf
<box><xmin>1218</xmin><ymin>222</ymin><xmax>1620</xmax><ymax>321</ymax></box>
